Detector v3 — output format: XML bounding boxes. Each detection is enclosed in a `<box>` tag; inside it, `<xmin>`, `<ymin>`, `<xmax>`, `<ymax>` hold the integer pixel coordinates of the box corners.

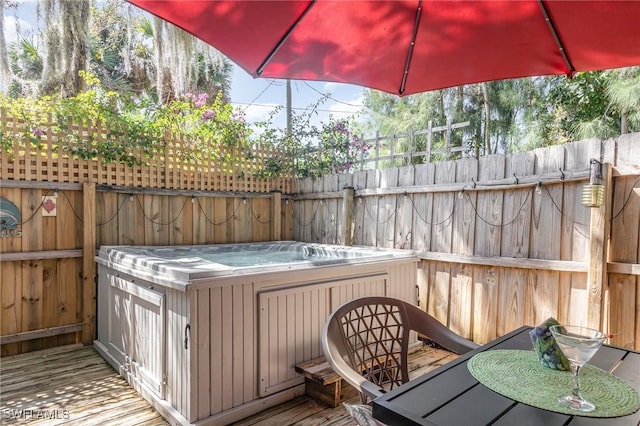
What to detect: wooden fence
<box><xmin>0</xmin><ymin>183</ymin><xmax>294</xmax><ymax>356</ymax></box>
<box><xmin>2</xmin><ymin>124</ymin><xmax>639</xmax><ymax>355</ymax></box>
<box><xmin>356</xmin><ymin>119</ymin><xmax>471</xmax><ymax>169</ymax></box>
<box><xmin>293</xmin><ymin>134</ymin><xmax>640</xmax><ymax>349</ymax></box>
<box><xmin>0</xmin><ymin>111</ymin><xmax>298</xmax><ymax>355</ymax></box>
<box><xmin>0</xmin><ymin>109</ymin><xmax>295</xmax><ymax>193</ymax></box>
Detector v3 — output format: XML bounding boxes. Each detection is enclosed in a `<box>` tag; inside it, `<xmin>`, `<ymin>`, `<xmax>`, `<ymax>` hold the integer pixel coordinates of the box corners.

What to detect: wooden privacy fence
<box><xmin>2</xmin><ymin>127</ymin><xmax>639</xmax><ymax>355</ymax></box>
<box><xmin>1</xmin><ymin>110</ymin><xmax>298</xmax><ymax>355</ymax></box>
<box><xmin>0</xmin><ymin>183</ymin><xmax>294</xmax><ymax>356</ymax></box>
<box><xmin>293</xmin><ymin>134</ymin><xmax>640</xmax><ymax>349</ymax></box>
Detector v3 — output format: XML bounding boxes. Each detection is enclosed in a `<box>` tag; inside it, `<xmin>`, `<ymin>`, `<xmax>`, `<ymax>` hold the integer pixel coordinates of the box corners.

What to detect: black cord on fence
<box><xmin>291</xmin><ymin>198</ymin><xmax>321</xmax><ymax>227</ymax></box>
<box><xmin>17</xmin><ymin>188</ymin><xmax>55</xmax><ymax>226</ymax></box>
<box><xmin>60</xmin><ymin>190</ymin><xmax>85</xmax><ymax>223</ymax></box>
<box><xmin>610</xmin><ymin>174</ymin><xmax>640</xmax><ymax>221</ymax></box>
<box><xmin>406</xmin><ymin>192</ymin><xmax>459</xmax><ymax>227</ymax></box>
<box><xmin>132</xmin><ymin>193</ymin><xmax>189</xmax><ymax>226</ymax></box>
<box><xmin>362</xmin><ymin>195</ymin><xmax>398</xmax><ymax>225</ymax></box>
<box><xmin>96</xmin><ymin>195</ymin><xmax>129</xmax><ymax>227</ymax></box>
<box><xmin>541</xmin><ymin>185</ymin><xmax>590</xmax><ymax>239</ymax></box>
<box><xmin>247</xmin><ymin>198</ymin><xmax>272</xmax><ymax>225</ymax></box>
<box><xmin>14</xmin><ymin>175</ymin><xmax>638</xmax><ymax>234</ymax></box>
<box><xmin>464</xmin><ymin>187</ymin><xmax>534</xmax><ymax>228</ymax></box>
<box><xmin>194</xmin><ymin>196</ymin><xmax>243</xmax><ymax>226</ymax></box>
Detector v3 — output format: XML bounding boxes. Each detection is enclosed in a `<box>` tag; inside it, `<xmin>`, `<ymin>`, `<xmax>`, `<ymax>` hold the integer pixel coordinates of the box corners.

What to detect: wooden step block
<box><xmin>295</xmin><ymin>357</ymin><xmax>345</xmax><ymax>407</ymax></box>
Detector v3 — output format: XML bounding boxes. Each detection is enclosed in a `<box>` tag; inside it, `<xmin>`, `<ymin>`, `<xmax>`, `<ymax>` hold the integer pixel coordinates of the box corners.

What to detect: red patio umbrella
<box><xmin>127</xmin><ymin>0</ymin><xmax>640</xmax><ymax>96</ymax></box>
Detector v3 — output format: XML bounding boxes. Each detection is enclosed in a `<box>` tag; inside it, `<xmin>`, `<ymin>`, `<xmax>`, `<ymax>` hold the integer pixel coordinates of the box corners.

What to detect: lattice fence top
<box><xmin>0</xmin><ymin>110</ymin><xmax>294</xmax><ymax>193</ymax></box>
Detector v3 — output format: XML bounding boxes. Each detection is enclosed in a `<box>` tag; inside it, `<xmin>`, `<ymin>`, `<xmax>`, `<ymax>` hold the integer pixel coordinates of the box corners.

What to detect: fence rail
<box><xmin>357</xmin><ymin>119</ymin><xmax>470</xmax><ymax>169</ymax></box>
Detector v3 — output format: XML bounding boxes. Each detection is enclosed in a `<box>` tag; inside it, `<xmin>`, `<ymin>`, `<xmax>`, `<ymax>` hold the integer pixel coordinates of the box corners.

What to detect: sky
<box><xmin>2</xmin><ymin>0</ymin><xmax>367</xmax><ymax>131</ymax></box>
<box><xmin>229</xmin><ymin>67</ymin><xmax>366</xmax><ymax>130</ymax></box>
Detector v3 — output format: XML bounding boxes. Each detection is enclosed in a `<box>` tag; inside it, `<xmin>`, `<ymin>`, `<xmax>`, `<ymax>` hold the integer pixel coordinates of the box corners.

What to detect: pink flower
<box><xmin>202</xmin><ymin>109</ymin><xmax>216</xmax><ymax>121</ymax></box>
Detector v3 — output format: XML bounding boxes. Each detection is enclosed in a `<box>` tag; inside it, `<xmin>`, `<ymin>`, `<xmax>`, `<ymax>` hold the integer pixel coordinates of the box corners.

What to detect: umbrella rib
<box><xmin>537</xmin><ymin>0</ymin><xmax>574</xmax><ymax>75</ymax></box>
<box><xmin>257</xmin><ymin>0</ymin><xmax>317</xmax><ymax>76</ymax></box>
<box><xmin>399</xmin><ymin>0</ymin><xmax>423</xmax><ymax>95</ymax></box>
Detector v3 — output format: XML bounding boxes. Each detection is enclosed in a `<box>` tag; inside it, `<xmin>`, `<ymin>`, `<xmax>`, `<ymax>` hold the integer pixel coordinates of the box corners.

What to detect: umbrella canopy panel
<box><xmin>128</xmin><ymin>0</ymin><xmax>640</xmax><ymax>96</ymax></box>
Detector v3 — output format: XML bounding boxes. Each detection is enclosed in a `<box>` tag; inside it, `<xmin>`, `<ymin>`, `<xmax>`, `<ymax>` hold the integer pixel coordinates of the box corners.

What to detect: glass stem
<box><xmin>570</xmin><ymin>363</ymin><xmax>583</xmax><ymax>401</ymax></box>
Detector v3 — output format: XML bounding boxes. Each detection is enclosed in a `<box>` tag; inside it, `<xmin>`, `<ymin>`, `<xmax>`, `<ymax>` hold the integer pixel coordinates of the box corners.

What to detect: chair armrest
<box><xmin>322</xmin><ymin>319</ymin><xmax>385</xmax><ymax>400</ymax></box>
<box><xmin>405</xmin><ymin>303</ymin><xmax>480</xmax><ymax>354</ymax></box>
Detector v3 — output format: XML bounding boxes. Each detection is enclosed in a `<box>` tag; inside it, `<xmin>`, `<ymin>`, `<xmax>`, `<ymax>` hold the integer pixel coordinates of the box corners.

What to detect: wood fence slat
<box><xmin>1</xmin><ymin>261</ymin><xmax>22</xmax><ymax>355</ymax></box>
<box><xmin>429</xmin><ymin>160</ymin><xmax>456</xmax><ymax>327</ymax></box>
<box><xmin>41</xmin><ymin>258</ymin><xmax>59</xmax><ymax>348</ymax></box>
<box><xmin>0</xmin><ymin>190</ymin><xmax>22</xmax><ymax>353</ymax></box>
<box><xmin>411</xmin><ymin>163</ymin><xmax>435</xmax><ymax>252</ymax></box>
<box><xmin>449</xmin><ymin>157</ymin><xmax>477</xmax><ymax>337</ymax></box>
<box><xmin>322</xmin><ymin>174</ymin><xmax>339</xmax><ymax>244</ymax></box>
<box><xmin>20</xmin><ymin>189</ymin><xmax>44</xmax><ymax>352</ymax></box>
<box><xmin>395</xmin><ymin>166</ymin><xmax>415</xmax><ymax>250</ymax></box>
<box><xmin>312</xmin><ymin>178</ymin><xmax>324</xmax><ymax>243</ymax></box>
<box><xmin>472</xmin><ymin>155</ymin><xmax>505</xmax><ymax>343</ymax></box>
<box><xmin>497</xmin><ymin>268</ymin><xmax>527</xmax><ymax>336</ymax></box>
<box><xmin>351</xmin><ymin>170</ymin><xmax>367</xmax><ymax>245</ymax></box>
<box><xmin>472</xmin><ymin>265</ymin><xmax>498</xmax><ymax>344</ymax></box>
<box><xmin>530</xmin><ymin>145</ymin><xmax>565</xmax><ymax>259</ymax></box>
<box><xmin>608</xmin><ymin>273</ymin><xmax>638</xmax><ymax>350</ymax></box>
<box><xmin>608</xmin><ymin>158</ymin><xmax>640</xmax><ymax>349</ymax></box>
<box><xmin>378</xmin><ymin>167</ymin><xmax>398</xmax><ymax>249</ymax></box>
<box><xmin>218</xmin><ymin>197</ymin><xmax>233</xmax><ymax>244</ymax></box>
<box><xmin>82</xmin><ymin>183</ymin><xmax>96</xmax><ymax>345</ymax></box>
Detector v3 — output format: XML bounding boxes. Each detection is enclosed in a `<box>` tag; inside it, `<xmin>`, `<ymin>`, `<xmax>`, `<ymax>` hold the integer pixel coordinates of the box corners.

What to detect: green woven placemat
<box><xmin>467</xmin><ymin>350</ymin><xmax>640</xmax><ymax>418</ymax></box>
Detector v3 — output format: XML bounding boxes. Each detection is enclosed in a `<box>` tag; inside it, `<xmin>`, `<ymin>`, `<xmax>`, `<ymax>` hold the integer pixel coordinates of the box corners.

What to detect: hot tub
<box><xmin>95</xmin><ymin>241</ymin><xmax>417</xmax><ymax>425</ymax></box>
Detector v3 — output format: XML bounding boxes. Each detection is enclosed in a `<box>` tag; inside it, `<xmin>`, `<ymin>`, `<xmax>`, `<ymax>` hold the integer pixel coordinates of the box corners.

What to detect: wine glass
<box><xmin>549</xmin><ymin>325</ymin><xmax>606</xmax><ymax>412</ymax></box>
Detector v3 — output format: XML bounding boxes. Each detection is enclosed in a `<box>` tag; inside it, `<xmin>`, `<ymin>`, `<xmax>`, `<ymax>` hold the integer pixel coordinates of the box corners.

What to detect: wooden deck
<box><xmin>0</xmin><ymin>343</ymin><xmax>456</xmax><ymax>425</ymax></box>
<box><xmin>0</xmin><ymin>344</ymin><xmax>168</xmax><ymax>425</ymax></box>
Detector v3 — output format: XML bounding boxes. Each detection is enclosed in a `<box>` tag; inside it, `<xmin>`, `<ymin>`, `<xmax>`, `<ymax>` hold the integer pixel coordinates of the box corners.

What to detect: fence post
<box><xmin>587</xmin><ymin>162</ymin><xmax>612</xmax><ymax>331</ymax></box>
<box><xmin>406</xmin><ymin>127</ymin><xmax>413</xmax><ymax>166</ymax></box>
<box><xmin>359</xmin><ymin>133</ymin><xmax>365</xmax><ymax>170</ymax></box>
<box><xmin>426</xmin><ymin>120</ymin><xmax>433</xmax><ymax>162</ymax></box>
<box><xmin>82</xmin><ymin>182</ymin><xmax>97</xmax><ymax>345</ymax></box>
<box><xmin>374</xmin><ymin>131</ymin><xmax>380</xmax><ymax>170</ymax></box>
<box><xmin>271</xmin><ymin>190</ymin><xmax>282</xmax><ymax>241</ymax></box>
<box><xmin>341</xmin><ymin>187</ymin><xmax>355</xmax><ymax>246</ymax></box>
<box><xmin>445</xmin><ymin>117</ymin><xmax>452</xmax><ymax>159</ymax></box>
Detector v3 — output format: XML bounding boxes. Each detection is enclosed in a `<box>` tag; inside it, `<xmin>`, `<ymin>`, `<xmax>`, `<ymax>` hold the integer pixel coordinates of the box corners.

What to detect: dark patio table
<box><xmin>372</xmin><ymin>326</ymin><xmax>640</xmax><ymax>425</ymax></box>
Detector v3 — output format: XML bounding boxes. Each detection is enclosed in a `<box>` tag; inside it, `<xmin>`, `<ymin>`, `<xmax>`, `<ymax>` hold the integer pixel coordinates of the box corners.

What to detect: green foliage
<box><xmin>253</xmin><ymin>96</ymin><xmax>369</xmax><ymax>178</ymax></box>
<box><xmin>0</xmin><ymin>71</ymin><xmax>251</xmax><ymax>166</ymax></box>
<box><xmin>362</xmin><ymin>67</ymin><xmax>640</xmax><ymax>155</ymax></box>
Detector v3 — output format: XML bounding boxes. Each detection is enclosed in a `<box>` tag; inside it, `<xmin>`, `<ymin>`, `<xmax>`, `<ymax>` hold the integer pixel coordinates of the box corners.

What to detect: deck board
<box><xmin>0</xmin><ymin>344</ymin><xmax>167</xmax><ymax>426</ymax></box>
<box><xmin>0</xmin><ymin>342</ymin><xmax>456</xmax><ymax>425</ymax></box>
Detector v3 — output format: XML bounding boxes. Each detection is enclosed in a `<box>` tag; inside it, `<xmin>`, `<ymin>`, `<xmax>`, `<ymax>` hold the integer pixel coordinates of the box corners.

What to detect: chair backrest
<box><xmin>322</xmin><ymin>296</ymin><xmax>479</xmax><ymax>403</ymax></box>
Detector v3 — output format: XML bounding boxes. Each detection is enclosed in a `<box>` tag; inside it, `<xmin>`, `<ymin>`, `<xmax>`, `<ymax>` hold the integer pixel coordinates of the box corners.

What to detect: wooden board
<box><xmin>448</xmin><ymin>158</ymin><xmax>477</xmax><ymax>336</ymax></box>
<box><xmin>362</xmin><ymin>169</ymin><xmax>380</xmax><ymax>247</ymax></box>
<box><xmin>411</xmin><ymin>163</ymin><xmax>436</xmax><ymax>252</ymax></box>
<box><xmin>377</xmin><ymin>167</ymin><xmax>398</xmax><ymax>249</ymax></box>
<box><xmin>312</xmin><ymin>178</ymin><xmax>324</xmax><ymax>243</ymax></box>
<box><xmin>428</xmin><ymin>160</ymin><xmax>456</xmax><ymax>327</ymax></box>
<box><xmin>395</xmin><ymin>166</ymin><xmax>415</xmax><ymax>249</ymax></box>
<box><xmin>322</xmin><ymin>174</ymin><xmax>339</xmax><ymax>244</ymax></box>
<box><xmin>351</xmin><ymin>170</ymin><xmax>368</xmax><ymax>245</ymax></box>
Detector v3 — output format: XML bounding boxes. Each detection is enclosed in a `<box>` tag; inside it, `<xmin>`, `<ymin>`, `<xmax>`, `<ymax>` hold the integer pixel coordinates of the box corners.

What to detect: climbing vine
<box><xmin>0</xmin><ymin>71</ymin><xmax>251</xmax><ymax>165</ymax></box>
